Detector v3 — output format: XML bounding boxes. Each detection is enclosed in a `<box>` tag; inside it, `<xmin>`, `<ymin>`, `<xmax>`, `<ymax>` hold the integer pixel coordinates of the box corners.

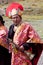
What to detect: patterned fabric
<box><xmin>0</xmin><ymin>26</ymin><xmax>8</xmax><ymax>49</ymax></box>
<box><xmin>11</xmin><ymin>48</ymin><xmax>32</xmax><ymax>65</ymax></box>
<box><xmin>14</xmin><ymin>22</ymin><xmax>41</xmax><ymax>45</ymax></box>
<box><xmin>11</xmin><ymin>22</ymin><xmax>41</xmax><ymax>65</ymax></box>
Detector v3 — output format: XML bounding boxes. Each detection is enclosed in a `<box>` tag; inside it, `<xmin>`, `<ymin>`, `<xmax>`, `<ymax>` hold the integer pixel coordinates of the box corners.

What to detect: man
<box><xmin>7</xmin><ymin>3</ymin><xmax>43</xmax><ymax>65</ymax></box>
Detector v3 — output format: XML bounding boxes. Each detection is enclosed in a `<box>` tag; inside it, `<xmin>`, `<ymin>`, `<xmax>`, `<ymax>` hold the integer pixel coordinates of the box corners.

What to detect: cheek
<box><xmin>12</xmin><ymin>19</ymin><xmax>16</xmax><ymax>23</ymax></box>
<box><xmin>17</xmin><ymin>19</ymin><xmax>20</xmax><ymax>23</ymax></box>
<box><xmin>17</xmin><ymin>17</ymin><xmax>21</xmax><ymax>21</ymax></box>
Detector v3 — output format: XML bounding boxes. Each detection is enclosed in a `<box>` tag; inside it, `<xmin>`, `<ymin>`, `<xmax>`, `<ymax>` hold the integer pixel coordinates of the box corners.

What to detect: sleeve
<box><xmin>8</xmin><ymin>24</ymin><xmax>14</xmax><ymax>40</ymax></box>
<box><xmin>28</xmin><ymin>25</ymin><xmax>41</xmax><ymax>43</ymax></box>
<box><xmin>28</xmin><ymin>25</ymin><xmax>34</xmax><ymax>39</ymax></box>
<box><xmin>23</xmin><ymin>42</ymin><xmax>35</xmax><ymax>50</ymax></box>
<box><xmin>23</xmin><ymin>43</ymin><xmax>31</xmax><ymax>50</ymax></box>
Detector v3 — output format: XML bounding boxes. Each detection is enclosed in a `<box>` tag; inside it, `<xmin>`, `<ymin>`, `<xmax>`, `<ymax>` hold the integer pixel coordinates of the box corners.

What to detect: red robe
<box><xmin>14</xmin><ymin>22</ymin><xmax>41</xmax><ymax>45</ymax></box>
<box><xmin>12</xmin><ymin>22</ymin><xmax>42</xmax><ymax>65</ymax></box>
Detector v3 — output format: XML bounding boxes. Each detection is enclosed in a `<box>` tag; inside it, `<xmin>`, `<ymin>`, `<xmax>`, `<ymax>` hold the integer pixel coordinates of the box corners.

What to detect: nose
<box><xmin>14</xmin><ymin>18</ymin><xmax>17</xmax><ymax>21</ymax></box>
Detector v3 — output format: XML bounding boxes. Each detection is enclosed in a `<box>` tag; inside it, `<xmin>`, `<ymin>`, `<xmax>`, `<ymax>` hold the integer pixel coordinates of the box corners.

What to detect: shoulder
<box><xmin>0</xmin><ymin>26</ymin><xmax>8</xmax><ymax>35</ymax></box>
<box><xmin>1</xmin><ymin>26</ymin><xmax>8</xmax><ymax>31</ymax></box>
<box><xmin>21</xmin><ymin>22</ymin><xmax>32</xmax><ymax>28</ymax></box>
<box><xmin>10</xmin><ymin>24</ymin><xmax>14</xmax><ymax>27</ymax></box>
<box><xmin>9</xmin><ymin>24</ymin><xmax>14</xmax><ymax>28</ymax></box>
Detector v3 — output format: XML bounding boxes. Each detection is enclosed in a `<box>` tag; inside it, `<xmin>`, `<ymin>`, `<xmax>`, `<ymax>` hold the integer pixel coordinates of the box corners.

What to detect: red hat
<box><xmin>6</xmin><ymin>2</ymin><xmax>23</xmax><ymax>17</ymax></box>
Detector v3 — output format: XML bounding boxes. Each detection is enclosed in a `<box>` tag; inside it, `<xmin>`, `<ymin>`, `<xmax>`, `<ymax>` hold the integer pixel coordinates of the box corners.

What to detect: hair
<box><xmin>0</xmin><ymin>15</ymin><xmax>5</xmax><ymax>25</ymax></box>
<box><xmin>18</xmin><ymin>15</ymin><xmax>22</xmax><ymax>19</ymax></box>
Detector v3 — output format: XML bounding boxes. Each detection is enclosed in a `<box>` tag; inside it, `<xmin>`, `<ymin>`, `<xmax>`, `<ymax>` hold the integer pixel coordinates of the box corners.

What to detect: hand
<box><xmin>9</xmin><ymin>43</ymin><xmax>12</xmax><ymax>53</ymax></box>
<box><xmin>19</xmin><ymin>45</ymin><xmax>24</xmax><ymax>52</ymax></box>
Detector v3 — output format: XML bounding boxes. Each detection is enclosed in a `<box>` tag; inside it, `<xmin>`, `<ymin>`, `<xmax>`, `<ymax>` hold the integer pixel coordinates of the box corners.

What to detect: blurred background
<box><xmin>0</xmin><ymin>0</ymin><xmax>43</xmax><ymax>40</ymax></box>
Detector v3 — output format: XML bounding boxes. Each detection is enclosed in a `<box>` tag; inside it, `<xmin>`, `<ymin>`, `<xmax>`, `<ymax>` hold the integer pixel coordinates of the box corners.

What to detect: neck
<box><xmin>17</xmin><ymin>21</ymin><xmax>23</xmax><ymax>27</ymax></box>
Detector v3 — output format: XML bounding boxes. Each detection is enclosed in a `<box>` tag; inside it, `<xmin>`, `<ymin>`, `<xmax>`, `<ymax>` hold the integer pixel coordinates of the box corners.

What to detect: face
<box><xmin>12</xmin><ymin>14</ymin><xmax>21</xmax><ymax>26</ymax></box>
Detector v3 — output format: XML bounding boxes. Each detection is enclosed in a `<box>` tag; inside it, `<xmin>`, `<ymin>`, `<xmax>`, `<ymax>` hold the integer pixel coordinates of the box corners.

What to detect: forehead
<box><xmin>12</xmin><ymin>14</ymin><xmax>19</xmax><ymax>18</ymax></box>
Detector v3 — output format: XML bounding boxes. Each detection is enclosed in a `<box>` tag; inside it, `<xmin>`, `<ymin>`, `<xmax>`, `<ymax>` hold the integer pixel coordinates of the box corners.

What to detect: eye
<box><xmin>16</xmin><ymin>16</ymin><xmax>18</xmax><ymax>18</ymax></box>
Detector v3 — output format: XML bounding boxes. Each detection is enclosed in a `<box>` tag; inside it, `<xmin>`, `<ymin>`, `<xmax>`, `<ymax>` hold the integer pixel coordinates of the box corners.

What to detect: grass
<box><xmin>22</xmin><ymin>15</ymin><xmax>43</xmax><ymax>20</ymax></box>
<box><xmin>3</xmin><ymin>15</ymin><xmax>43</xmax><ymax>21</ymax></box>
